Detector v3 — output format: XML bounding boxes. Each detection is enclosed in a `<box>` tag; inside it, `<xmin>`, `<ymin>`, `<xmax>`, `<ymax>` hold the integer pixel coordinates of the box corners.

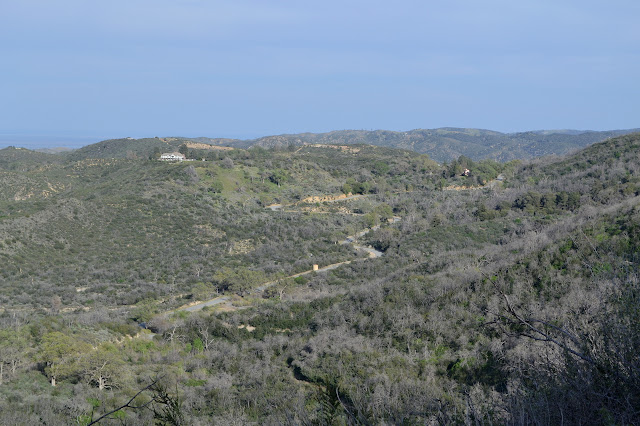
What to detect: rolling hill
<box><xmin>26</xmin><ymin>127</ymin><xmax>639</xmax><ymax>164</ymax></box>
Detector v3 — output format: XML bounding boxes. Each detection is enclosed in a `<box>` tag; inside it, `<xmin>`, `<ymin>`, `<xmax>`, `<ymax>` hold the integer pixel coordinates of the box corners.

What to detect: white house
<box><xmin>160</xmin><ymin>152</ymin><xmax>186</xmax><ymax>161</ymax></box>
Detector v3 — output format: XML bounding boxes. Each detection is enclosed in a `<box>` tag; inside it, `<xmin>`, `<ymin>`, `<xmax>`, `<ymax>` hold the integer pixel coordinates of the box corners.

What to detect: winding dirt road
<box><xmin>175</xmin><ymin>215</ymin><xmax>399</xmax><ymax>313</ymax></box>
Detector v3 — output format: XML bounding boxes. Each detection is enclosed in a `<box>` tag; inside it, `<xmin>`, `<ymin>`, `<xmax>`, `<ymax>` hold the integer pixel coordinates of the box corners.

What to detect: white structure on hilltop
<box><xmin>160</xmin><ymin>152</ymin><xmax>186</xmax><ymax>161</ymax></box>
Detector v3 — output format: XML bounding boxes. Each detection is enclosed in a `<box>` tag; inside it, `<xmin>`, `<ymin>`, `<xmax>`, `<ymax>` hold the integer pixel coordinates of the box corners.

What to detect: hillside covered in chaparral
<box><xmin>0</xmin><ymin>132</ymin><xmax>639</xmax><ymax>424</ymax></box>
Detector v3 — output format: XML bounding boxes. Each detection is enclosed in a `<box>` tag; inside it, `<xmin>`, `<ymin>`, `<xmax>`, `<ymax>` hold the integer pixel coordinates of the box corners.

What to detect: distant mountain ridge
<box><xmin>212</xmin><ymin>128</ymin><xmax>639</xmax><ymax>162</ymax></box>
<box><xmin>14</xmin><ymin>128</ymin><xmax>639</xmax><ymax>163</ymax></box>
<box><xmin>34</xmin><ymin>147</ymin><xmax>74</xmax><ymax>154</ymax></box>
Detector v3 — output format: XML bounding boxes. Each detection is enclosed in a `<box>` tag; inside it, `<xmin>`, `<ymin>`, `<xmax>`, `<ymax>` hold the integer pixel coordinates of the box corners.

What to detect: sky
<box><xmin>1</xmin><ymin>0</ymin><xmax>639</xmax><ymax>148</ymax></box>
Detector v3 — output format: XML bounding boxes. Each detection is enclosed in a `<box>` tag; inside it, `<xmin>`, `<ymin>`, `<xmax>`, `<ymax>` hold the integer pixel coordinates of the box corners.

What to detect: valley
<box><xmin>0</xmin><ymin>133</ymin><xmax>638</xmax><ymax>424</ymax></box>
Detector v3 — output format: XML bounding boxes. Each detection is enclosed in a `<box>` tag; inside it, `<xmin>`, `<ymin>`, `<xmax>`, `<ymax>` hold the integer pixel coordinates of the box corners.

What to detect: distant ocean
<box><xmin>0</xmin><ymin>134</ymin><xmax>108</xmax><ymax>150</ymax></box>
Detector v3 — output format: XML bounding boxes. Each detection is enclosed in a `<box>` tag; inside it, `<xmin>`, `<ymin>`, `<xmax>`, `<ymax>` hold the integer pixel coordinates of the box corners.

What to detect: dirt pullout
<box><xmin>299</xmin><ymin>193</ymin><xmax>356</xmax><ymax>204</ymax></box>
<box><xmin>185</xmin><ymin>142</ymin><xmax>234</xmax><ymax>151</ymax></box>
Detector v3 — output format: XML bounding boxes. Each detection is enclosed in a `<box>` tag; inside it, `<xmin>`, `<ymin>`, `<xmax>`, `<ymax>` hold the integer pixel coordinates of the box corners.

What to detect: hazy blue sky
<box><xmin>1</xmin><ymin>0</ymin><xmax>639</xmax><ymax>147</ymax></box>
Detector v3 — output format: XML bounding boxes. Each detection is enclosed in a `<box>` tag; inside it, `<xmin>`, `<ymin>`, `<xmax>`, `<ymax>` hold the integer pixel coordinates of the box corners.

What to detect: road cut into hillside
<box><xmin>174</xmin><ymin>215</ymin><xmax>400</xmax><ymax>313</ymax></box>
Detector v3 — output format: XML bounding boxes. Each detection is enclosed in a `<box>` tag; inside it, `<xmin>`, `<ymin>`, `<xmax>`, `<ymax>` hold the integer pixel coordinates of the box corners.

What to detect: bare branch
<box><xmin>485</xmin><ymin>275</ymin><xmax>595</xmax><ymax>365</ymax></box>
<box><xmin>87</xmin><ymin>376</ymin><xmax>164</xmax><ymax>425</ymax></box>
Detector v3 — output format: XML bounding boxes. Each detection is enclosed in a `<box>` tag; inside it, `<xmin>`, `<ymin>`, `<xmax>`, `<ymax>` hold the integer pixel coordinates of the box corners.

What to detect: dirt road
<box><xmin>175</xmin><ymin>217</ymin><xmax>398</xmax><ymax>312</ymax></box>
